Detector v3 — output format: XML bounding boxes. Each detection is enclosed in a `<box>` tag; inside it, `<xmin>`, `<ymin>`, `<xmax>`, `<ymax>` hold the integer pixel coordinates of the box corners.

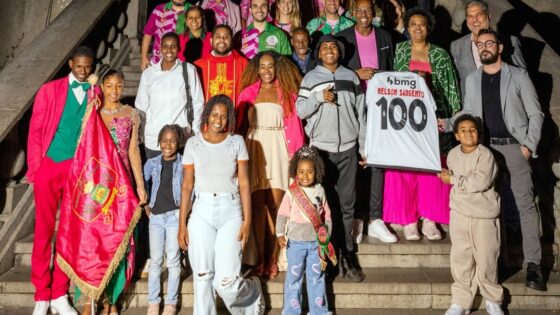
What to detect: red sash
<box><xmin>289</xmin><ymin>182</ymin><xmax>337</xmax><ymax>270</ymax></box>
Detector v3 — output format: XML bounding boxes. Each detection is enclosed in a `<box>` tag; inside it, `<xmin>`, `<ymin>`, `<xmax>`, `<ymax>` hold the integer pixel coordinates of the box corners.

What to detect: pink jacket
<box><xmin>27</xmin><ymin>77</ymin><xmax>69</xmax><ymax>183</ymax></box>
<box><xmin>236</xmin><ymin>80</ymin><xmax>305</xmax><ymax>157</ymax></box>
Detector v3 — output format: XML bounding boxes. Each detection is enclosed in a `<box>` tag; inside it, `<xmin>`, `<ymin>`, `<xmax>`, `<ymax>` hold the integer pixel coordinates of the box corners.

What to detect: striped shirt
<box><xmin>144</xmin><ymin>3</ymin><xmax>189</xmax><ymax>64</ymax></box>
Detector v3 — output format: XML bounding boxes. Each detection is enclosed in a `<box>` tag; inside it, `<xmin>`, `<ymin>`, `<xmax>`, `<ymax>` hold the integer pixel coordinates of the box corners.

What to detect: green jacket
<box><xmin>393</xmin><ymin>41</ymin><xmax>461</xmax><ymax>118</ymax></box>
<box><xmin>247</xmin><ymin>22</ymin><xmax>292</xmax><ymax>55</ymax></box>
<box><xmin>306</xmin><ymin>15</ymin><xmax>355</xmax><ymax>36</ymax></box>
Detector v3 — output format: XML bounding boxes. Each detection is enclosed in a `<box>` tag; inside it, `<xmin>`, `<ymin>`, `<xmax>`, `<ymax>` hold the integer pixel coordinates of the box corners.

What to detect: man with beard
<box><xmin>141</xmin><ymin>0</ymin><xmax>191</xmax><ymax>70</ymax></box>
<box><xmin>454</xmin><ymin>28</ymin><xmax>546</xmax><ymax>292</ymax></box>
<box><xmin>296</xmin><ymin>34</ymin><xmax>366</xmax><ymax>282</ymax></box>
<box><xmin>195</xmin><ymin>24</ymin><xmax>248</xmax><ymax>104</ymax></box>
<box><xmin>336</xmin><ymin>0</ymin><xmax>396</xmax><ymax>245</ymax></box>
<box><xmin>450</xmin><ymin>0</ymin><xmax>525</xmax><ymax>99</ymax></box>
<box><xmin>240</xmin><ymin>0</ymin><xmax>291</xmax><ymax>59</ymax></box>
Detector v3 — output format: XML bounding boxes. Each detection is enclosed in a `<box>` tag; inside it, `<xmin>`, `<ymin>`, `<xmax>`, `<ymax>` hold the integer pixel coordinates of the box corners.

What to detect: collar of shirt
<box><xmin>292</xmin><ymin>51</ymin><xmax>310</xmax><ymax>66</ymax></box>
<box><xmin>157</xmin><ymin>59</ymin><xmax>182</xmax><ymax>72</ymax></box>
<box><xmin>68</xmin><ymin>72</ymin><xmax>81</xmax><ymax>85</ymax></box>
<box><xmin>247</xmin><ymin>21</ymin><xmax>274</xmax><ymax>33</ymax></box>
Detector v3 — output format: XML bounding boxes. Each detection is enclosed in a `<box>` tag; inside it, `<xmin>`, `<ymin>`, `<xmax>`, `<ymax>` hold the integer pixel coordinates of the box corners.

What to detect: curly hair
<box><xmin>404</xmin><ymin>7</ymin><xmax>435</xmax><ymax>34</ymax></box>
<box><xmin>274</xmin><ymin>0</ymin><xmax>302</xmax><ymax>30</ymax></box>
<box><xmin>239</xmin><ymin>51</ymin><xmax>302</xmax><ymax>117</ymax></box>
<box><xmin>288</xmin><ymin>146</ymin><xmax>326</xmax><ymax>184</ymax></box>
<box><xmin>157</xmin><ymin>124</ymin><xmax>185</xmax><ymax>149</ymax></box>
<box><xmin>453</xmin><ymin>114</ymin><xmax>484</xmax><ymax>143</ymax></box>
<box><xmin>199</xmin><ymin>94</ymin><xmax>236</xmax><ymax>134</ymax></box>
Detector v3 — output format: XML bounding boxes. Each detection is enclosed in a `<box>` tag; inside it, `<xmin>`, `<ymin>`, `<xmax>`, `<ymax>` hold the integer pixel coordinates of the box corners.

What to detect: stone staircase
<box><xmin>2</xmin><ymin>230</ymin><xmax>559</xmax><ymax>312</ymax></box>
<box><xmin>1</xmin><ymin>40</ymin><xmax>559</xmax><ymax>313</ymax></box>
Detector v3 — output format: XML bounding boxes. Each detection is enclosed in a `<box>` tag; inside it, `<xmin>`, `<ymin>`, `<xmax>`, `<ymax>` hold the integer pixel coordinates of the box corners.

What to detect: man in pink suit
<box><xmin>27</xmin><ymin>46</ymin><xmax>95</xmax><ymax>315</ymax></box>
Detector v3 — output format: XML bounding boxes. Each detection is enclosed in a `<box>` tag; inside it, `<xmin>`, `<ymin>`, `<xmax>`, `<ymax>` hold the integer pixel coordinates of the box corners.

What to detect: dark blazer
<box><xmin>337</xmin><ymin>26</ymin><xmax>394</xmax><ymax>71</ymax></box>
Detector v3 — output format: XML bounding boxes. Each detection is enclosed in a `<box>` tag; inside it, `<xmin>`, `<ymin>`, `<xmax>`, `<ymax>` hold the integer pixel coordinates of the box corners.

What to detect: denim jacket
<box><xmin>144</xmin><ymin>153</ymin><xmax>183</xmax><ymax>208</ymax></box>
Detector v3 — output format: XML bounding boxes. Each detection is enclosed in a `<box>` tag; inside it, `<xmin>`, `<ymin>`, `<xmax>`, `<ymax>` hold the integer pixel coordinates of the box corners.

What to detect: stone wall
<box><xmin>0</xmin><ymin>0</ymin><xmax>74</xmax><ymax>69</ymax></box>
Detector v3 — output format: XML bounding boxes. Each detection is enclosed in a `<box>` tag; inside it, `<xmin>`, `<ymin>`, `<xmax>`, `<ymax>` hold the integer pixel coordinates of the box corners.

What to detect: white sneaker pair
<box><xmin>445</xmin><ymin>301</ymin><xmax>503</xmax><ymax>315</ymax></box>
<box><xmin>33</xmin><ymin>296</ymin><xmax>77</xmax><ymax>315</ymax></box>
<box><xmin>368</xmin><ymin>219</ymin><xmax>397</xmax><ymax>243</ymax></box>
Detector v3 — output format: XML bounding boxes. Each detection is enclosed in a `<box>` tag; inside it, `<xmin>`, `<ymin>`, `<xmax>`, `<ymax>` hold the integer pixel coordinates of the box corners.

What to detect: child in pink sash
<box><xmin>276</xmin><ymin>146</ymin><xmax>334</xmax><ymax>315</ymax></box>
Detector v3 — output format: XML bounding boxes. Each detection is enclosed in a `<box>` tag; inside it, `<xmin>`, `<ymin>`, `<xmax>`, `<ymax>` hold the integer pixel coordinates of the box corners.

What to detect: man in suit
<box><xmin>452</xmin><ymin>29</ymin><xmax>546</xmax><ymax>291</ymax></box>
<box><xmin>337</xmin><ymin>0</ymin><xmax>396</xmax><ymax>244</ymax></box>
<box><xmin>27</xmin><ymin>46</ymin><xmax>95</xmax><ymax>315</ymax></box>
<box><xmin>450</xmin><ymin>0</ymin><xmax>525</xmax><ymax>99</ymax></box>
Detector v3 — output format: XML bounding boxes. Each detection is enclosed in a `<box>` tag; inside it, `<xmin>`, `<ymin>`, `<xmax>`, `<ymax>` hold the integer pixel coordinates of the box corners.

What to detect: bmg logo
<box><xmin>387</xmin><ymin>76</ymin><xmax>417</xmax><ymax>90</ymax></box>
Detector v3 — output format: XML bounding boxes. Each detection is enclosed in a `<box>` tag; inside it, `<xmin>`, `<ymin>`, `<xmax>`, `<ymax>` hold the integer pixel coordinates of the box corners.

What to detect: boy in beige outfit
<box><xmin>439</xmin><ymin>114</ymin><xmax>504</xmax><ymax>315</ymax></box>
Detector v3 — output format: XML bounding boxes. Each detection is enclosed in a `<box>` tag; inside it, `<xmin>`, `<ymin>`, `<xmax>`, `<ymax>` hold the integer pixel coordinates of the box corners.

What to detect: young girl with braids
<box><xmin>276</xmin><ymin>145</ymin><xmax>335</xmax><ymax>315</ymax></box>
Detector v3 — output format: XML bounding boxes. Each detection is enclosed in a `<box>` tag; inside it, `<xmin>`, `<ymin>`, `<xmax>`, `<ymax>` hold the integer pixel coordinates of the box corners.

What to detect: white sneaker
<box><xmin>32</xmin><ymin>301</ymin><xmax>49</xmax><ymax>315</ymax></box>
<box><xmin>421</xmin><ymin>219</ymin><xmax>442</xmax><ymax>241</ymax></box>
<box><xmin>444</xmin><ymin>303</ymin><xmax>467</xmax><ymax>315</ymax></box>
<box><xmin>367</xmin><ymin>219</ymin><xmax>397</xmax><ymax>243</ymax></box>
<box><xmin>352</xmin><ymin>219</ymin><xmax>364</xmax><ymax>244</ymax></box>
<box><xmin>485</xmin><ymin>300</ymin><xmax>504</xmax><ymax>315</ymax></box>
<box><xmin>50</xmin><ymin>295</ymin><xmax>77</xmax><ymax>315</ymax></box>
<box><xmin>404</xmin><ymin>222</ymin><xmax>420</xmax><ymax>241</ymax></box>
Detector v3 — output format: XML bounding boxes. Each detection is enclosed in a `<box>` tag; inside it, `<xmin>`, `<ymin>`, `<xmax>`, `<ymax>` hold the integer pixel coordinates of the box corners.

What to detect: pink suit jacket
<box><xmin>26</xmin><ymin>77</ymin><xmax>70</xmax><ymax>183</ymax></box>
<box><xmin>236</xmin><ymin>80</ymin><xmax>305</xmax><ymax>157</ymax></box>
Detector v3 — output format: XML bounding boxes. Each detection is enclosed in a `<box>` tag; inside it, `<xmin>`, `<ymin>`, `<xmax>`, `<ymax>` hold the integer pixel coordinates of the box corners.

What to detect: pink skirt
<box><xmin>382</xmin><ymin>166</ymin><xmax>451</xmax><ymax>225</ymax></box>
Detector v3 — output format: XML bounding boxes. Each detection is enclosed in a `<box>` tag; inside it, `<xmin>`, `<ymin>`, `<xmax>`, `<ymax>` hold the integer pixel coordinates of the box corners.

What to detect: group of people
<box><xmin>28</xmin><ymin>0</ymin><xmax>547</xmax><ymax>315</ymax></box>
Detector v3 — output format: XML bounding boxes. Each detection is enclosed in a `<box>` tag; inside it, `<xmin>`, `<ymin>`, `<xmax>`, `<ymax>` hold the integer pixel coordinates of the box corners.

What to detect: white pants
<box><xmin>188</xmin><ymin>192</ymin><xmax>264</xmax><ymax>315</ymax></box>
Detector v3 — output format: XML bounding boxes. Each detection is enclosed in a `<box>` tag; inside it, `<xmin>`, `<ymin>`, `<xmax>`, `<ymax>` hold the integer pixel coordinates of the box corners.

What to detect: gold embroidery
<box><xmin>208</xmin><ymin>63</ymin><xmax>234</xmax><ymax>97</ymax></box>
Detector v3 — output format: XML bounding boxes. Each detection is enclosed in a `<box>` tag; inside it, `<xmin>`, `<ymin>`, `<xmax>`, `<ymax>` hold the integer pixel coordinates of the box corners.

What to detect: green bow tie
<box><xmin>70</xmin><ymin>81</ymin><xmax>91</xmax><ymax>91</ymax></box>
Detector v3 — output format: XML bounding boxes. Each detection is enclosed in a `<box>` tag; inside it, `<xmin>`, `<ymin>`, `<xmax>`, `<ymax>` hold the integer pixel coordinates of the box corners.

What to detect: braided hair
<box><xmin>157</xmin><ymin>124</ymin><xmax>185</xmax><ymax>149</ymax></box>
<box><xmin>288</xmin><ymin>145</ymin><xmax>326</xmax><ymax>184</ymax></box>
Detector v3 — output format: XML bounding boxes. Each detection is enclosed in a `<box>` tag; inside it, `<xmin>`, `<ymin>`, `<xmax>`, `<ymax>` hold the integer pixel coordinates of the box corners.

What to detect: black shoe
<box><xmin>341</xmin><ymin>254</ymin><xmax>365</xmax><ymax>283</ymax></box>
<box><xmin>343</xmin><ymin>266</ymin><xmax>365</xmax><ymax>282</ymax></box>
<box><xmin>526</xmin><ymin>262</ymin><xmax>547</xmax><ymax>291</ymax></box>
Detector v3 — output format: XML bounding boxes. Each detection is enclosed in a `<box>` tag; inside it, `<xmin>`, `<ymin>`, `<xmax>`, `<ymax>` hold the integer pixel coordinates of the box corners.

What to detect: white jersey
<box><xmin>364</xmin><ymin>71</ymin><xmax>441</xmax><ymax>172</ymax></box>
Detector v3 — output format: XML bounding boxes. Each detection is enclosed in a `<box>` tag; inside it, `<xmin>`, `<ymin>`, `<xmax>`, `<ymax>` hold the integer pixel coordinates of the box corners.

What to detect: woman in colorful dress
<box><xmin>383</xmin><ymin>8</ymin><xmax>461</xmax><ymax>241</ymax></box>
<box><xmin>81</xmin><ymin>69</ymin><xmax>147</xmax><ymax>315</ymax></box>
<box><xmin>236</xmin><ymin>51</ymin><xmax>304</xmax><ymax>278</ymax></box>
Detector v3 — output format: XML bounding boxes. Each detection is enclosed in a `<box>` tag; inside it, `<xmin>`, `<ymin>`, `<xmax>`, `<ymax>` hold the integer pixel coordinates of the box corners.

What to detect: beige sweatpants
<box><xmin>449</xmin><ymin>210</ymin><xmax>503</xmax><ymax>309</ymax></box>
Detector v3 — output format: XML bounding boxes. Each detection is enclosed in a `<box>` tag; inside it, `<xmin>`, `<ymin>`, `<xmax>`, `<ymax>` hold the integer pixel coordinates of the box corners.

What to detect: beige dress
<box><xmin>246</xmin><ymin>102</ymin><xmax>290</xmax><ymax>192</ymax></box>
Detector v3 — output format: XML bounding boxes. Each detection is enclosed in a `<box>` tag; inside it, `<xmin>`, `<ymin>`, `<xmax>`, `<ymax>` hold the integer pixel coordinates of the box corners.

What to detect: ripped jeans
<box><xmin>188</xmin><ymin>192</ymin><xmax>264</xmax><ymax>315</ymax></box>
<box><xmin>283</xmin><ymin>240</ymin><xmax>330</xmax><ymax>315</ymax></box>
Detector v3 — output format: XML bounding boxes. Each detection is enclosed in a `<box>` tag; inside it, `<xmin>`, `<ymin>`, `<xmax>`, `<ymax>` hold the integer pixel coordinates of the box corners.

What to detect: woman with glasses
<box><xmin>383</xmin><ymin>7</ymin><xmax>461</xmax><ymax>242</ymax></box>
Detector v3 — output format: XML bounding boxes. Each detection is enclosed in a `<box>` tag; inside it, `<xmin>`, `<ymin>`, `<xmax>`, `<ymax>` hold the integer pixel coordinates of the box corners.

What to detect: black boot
<box><xmin>526</xmin><ymin>262</ymin><xmax>547</xmax><ymax>291</ymax></box>
<box><xmin>341</xmin><ymin>254</ymin><xmax>365</xmax><ymax>283</ymax></box>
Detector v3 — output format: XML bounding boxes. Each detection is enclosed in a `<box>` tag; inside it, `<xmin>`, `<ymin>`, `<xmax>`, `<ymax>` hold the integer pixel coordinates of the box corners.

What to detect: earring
<box><xmin>203</xmin><ymin>123</ymin><xmax>208</xmax><ymax>132</ymax></box>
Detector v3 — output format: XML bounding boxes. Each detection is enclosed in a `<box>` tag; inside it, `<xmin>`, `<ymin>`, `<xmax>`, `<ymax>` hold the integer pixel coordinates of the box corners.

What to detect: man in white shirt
<box><xmin>136</xmin><ymin>32</ymin><xmax>204</xmax><ymax>159</ymax></box>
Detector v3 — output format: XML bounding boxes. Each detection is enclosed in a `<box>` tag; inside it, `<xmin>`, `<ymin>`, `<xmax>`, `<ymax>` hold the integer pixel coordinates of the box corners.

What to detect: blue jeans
<box><xmin>148</xmin><ymin>210</ymin><xmax>180</xmax><ymax>305</ymax></box>
<box><xmin>283</xmin><ymin>240</ymin><xmax>330</xmax><ymax>315</ymax></box>
<box><xmin>188</xmin><ymin>192</ymin><xmax>264</xmax><ymax>315</ymax></box>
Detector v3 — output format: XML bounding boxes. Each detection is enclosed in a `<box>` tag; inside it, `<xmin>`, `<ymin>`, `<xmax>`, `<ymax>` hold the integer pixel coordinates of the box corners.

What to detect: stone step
<box><xmin>121</xmin><ymin>65</ymin><xmax>142</xmax><ymax>73</ymax></box>
<box><xmin>129</xmin><ymin>58</ymin><xmax>141</xmax><ymax>67</ymax></box>
<box><xmin>124</xmin><ymin>86</ymin><xmax>138</xmax><ymax>97</ymax></box>
<box><xmin>122</xmin><ymin>70</ymin><xmax>142</xmax><ymax>81</ymax></box>
<box><xmin>12</xmin><ymin>231</ymin><xmax>557</xmax><ymax>269</ymax></box>
<box><xmin>1</xmin><ymin>266</ymin><xmax>558</xmax><ymax>310</ymax></box>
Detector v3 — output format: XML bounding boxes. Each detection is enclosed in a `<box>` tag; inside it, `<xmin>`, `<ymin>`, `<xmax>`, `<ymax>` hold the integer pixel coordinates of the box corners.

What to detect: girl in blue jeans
<box><xmin>276</xmin><ymin>146</ymin><xmax>335</xmax><ymax>315</ymax></box>
<box><xmin>143</xmin><ymin>125</ymin><xmax>184</xmax><ymax>315</ymax></box>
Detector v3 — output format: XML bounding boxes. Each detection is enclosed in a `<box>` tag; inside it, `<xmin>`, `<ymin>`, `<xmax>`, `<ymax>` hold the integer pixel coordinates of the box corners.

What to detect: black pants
<box><xmin>318</xmin><ymin>147</ymin><xmax>358</xmax><ymax>254</ymax></box>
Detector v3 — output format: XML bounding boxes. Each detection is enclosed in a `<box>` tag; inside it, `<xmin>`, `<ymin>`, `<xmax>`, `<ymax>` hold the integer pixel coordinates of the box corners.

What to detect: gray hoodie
<box><xmin>296</xmin><ymin>64</ymin><xmax>366</xmax><ymax>155</ymax></box>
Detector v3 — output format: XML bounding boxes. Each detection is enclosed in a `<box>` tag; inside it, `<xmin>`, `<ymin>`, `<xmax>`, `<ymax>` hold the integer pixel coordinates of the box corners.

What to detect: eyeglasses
<box><xmin>476</xmin><ymin>40</ymin><xmax>497</xmax><ymax>49</ymax></box>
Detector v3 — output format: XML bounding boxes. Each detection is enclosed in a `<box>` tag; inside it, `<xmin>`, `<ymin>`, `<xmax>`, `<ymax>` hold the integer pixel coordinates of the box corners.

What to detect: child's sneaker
<box><xmin>404</xmin><ymin>222</ymin><xmax>420</xmax><ymax>241</ymax></box>
<box><xmin>421</xmin><ymin>219</ymin><xmax>442</xmax><ymax>241</ymax></box>
<box><xmin>147</xmin><ymin>304</ymin><xmax>159</xmax><ymax>315</ymax></box>
<box><xmin>485</xmin><ymin>300</ymin><xmax>504</xmax><ymax>315</ymax></box>
<box><xmin>444</xmin><ymin>303</ymin><xmax>467</xmax><ymax>315</ymax></box>
<box><xmin>162</xmin><ymin>304</ymin><xmax>176</xmax><ymax>315</ymax></box>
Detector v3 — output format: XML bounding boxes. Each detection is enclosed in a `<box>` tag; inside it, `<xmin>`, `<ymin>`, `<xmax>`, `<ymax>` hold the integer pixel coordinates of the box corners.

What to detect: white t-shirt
<box><xmin>182</xmin><ymin>133</ymin><xmax>249</xmax><ymax>193</ymax></box>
